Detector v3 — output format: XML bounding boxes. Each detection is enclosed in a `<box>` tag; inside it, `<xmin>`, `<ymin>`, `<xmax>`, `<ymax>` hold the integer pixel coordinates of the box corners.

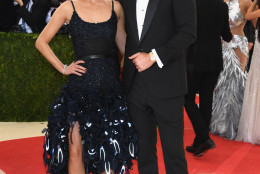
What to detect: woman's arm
<box><xmin>245</xmin><ymin>0</ymin><xmax>260</xmax><ymax>21</ymax></box>
<box><xmin>114</xmin><ymin>1</ymin><xmax>126</xmax><ymax>56</ymax></box>
<box><xmin>35</xmin><ymin>1</ymin><xmax>86</xmax><ymax>76</ymax></box>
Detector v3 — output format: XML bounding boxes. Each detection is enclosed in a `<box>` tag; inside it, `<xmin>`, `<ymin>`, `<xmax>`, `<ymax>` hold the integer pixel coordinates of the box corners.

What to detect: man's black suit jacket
<box><xmin>16</xmin><ymin>0</ymin><xmax>50</xmax><ymax>33</ymax></box>
<box><xmin>187</xmin><ymin>0</ymin><xmax>233</xmax><ymax>72</ymax></box>
<box><xmin>122</xmin><ymin>0</ymin><xmax>197</xmax><ymax>98</ymax></box>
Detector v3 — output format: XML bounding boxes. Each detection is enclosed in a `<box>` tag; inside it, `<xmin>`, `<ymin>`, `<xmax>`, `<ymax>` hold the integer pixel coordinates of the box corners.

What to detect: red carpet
<box><xmin>1</xmin><ymin>113</ymin><xmax>260</xmax><ymax>174</ymax></box>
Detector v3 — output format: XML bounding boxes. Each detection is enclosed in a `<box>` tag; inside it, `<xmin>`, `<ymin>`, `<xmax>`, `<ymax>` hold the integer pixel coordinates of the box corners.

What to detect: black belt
<box><xmin>77</xmin><ymin>54</ymin><xmax>113</xmax><ymax>60</ymax></box>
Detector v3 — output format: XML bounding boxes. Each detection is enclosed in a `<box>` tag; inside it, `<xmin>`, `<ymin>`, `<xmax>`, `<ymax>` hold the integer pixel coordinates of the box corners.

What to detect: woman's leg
<box><xmin>68</xmin><ymin>121</ymin><xmax>114</xmax><ymax>174</ymax></box>
<box><xmin>68</xmin><ymin>121</ymin><xmax>85</xmax><ymax>174</ymax></box>
<box><xmin>234</xmin><ymin>48</ymin><xmax>248</xmax><ymax>72</ymax></box>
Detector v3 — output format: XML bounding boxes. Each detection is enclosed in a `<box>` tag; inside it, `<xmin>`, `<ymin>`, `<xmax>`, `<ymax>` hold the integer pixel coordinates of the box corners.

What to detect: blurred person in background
<box><xmin>236</xmin><ymin>0</ymin><xmax>260</xmax><ymax>145</ymax></box>
<box><xmin>244</xmin><ymin>21</ymin><xmax>255</xmax><ymax>71</ymax></box>
<box><xmin>14</xmin><ymin>0</ymin><xmax>51</xmax><ymax>33</ymax></box>
<box><xmin>210</xmin><ymin>0</ymin><xmax>252</xmax><ymax>140</ymax></box>
<box><xmin>46</xmin><ymin>0</ymin><xmax>69</xmax><ymax>34</ymax></box>
<box><xmin>0</xmin><ymin>1</ymin><xmax>18</xmax><ymax>32</ymax></box>
<box><xmin>244</xmin><ymin>0</ymin><xmax>256</xmax><ymax>71</ymax></box>
<box><xmin>185</xmin><ymin>0</ymin><xmax>233</xmax><ymax>157</ymax></box>
<box><xmin>46</xmin><ymin>0</ymin><xmax>66</xmax><ymax>23</ymax></box>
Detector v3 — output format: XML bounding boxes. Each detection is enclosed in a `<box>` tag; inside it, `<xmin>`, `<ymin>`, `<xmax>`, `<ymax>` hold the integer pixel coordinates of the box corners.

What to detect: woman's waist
<box><xmin>73</xmin><ymin>54</ymin><xmax>119</xmax><ymax>68</ymax></box>
<box><xmin>222</xmin><ymin>34</ymin><xmax>248</xmax><ymax>56</ymax></box>
<box><xmin>75</xmin><ymin>53</ymin><xmax>117</xmax><ymax>61</ymax></box>
<box><xmin>223</xmin><ymin>34</ymin><xmax>248</xmax><ymax>45</ymax></box>
<box><xmin>230</xmin><ymin>26</ymin><xmax>245</xmax><ymax>37</ymax></box>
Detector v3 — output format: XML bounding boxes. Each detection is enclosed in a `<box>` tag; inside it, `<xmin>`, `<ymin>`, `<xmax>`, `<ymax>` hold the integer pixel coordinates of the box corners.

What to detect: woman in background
<box><xmin>210</xmin><ymin>0</ymin><xmax>251</xmax><ymax>140</ymax></box>
<box><xmin>35</xmin><ymin>0</ymin><xmax>137</xmax><ymax>173</ymax></box>
<box><xmin>236</xmin><ymin>0</ymin><xmax>260</xmax><ymax>145</ymax></box>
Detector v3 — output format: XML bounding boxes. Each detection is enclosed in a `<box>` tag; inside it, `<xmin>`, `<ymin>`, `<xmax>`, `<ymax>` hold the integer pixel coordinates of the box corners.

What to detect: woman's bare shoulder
<box><xmin>114</xmin><ymin>0</ymin><xmax>124</xmax><ymax>17</ymax></box>
<box><xmin>57</xmin><ymin>1</ymin><xmax>74</xmax><ymax>14</ymax></box>
<box><xmin>241</xmin><ymin>0</ymin><xmax>252</xmax><ymax>8</ymax></box>
<box><xmin>114</xmin><ymin>1</ymin><xmax>123</xmax><ymax>11</ymax></box>
<box><xmin>52</xmin><ymin>1</ymin><xmax>74</xmax><ymax>23</ymax></box>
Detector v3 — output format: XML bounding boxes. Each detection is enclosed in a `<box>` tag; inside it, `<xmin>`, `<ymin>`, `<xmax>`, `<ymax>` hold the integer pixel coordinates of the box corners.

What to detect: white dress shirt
<box><xmin>136</xmin><ymin>0</ymin><xmax>164</xmax><ymax>68</ymax></box>
<box><xmin>136</xmin><ymin>0</ymin><xmax>149</xmax><ymax>39</ymax></box>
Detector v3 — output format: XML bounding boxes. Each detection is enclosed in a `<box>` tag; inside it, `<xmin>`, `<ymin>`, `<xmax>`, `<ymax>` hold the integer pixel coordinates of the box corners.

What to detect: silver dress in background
<box><xmin>210</xmin><ymin>0</ymin><xmax>248</xmax><ymax>140</ymax></box>
<box><xmin>236</xmin><ymin>30</ymin><xmax>260</xmax><ymax>145</ymax></box>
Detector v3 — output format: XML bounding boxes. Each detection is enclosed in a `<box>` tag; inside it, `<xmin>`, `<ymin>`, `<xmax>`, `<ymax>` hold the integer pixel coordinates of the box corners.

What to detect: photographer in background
<box><xmin>46</xmin><ymin>0</ymin><xmax>66</xmax><ymax>23</ymax></box>
<box><xmin>14</xmin><ymin>0</ymin><xmax>51</xmax><ymax>33</ymax></box>
<box><xmin>45</xmin><ymin>0</ymin><xmax>69</xmax><ymax>34</ymax></box>
<box><xmin>0</xmin><ymin>1</ymin><xmax>18</xmax><ymax>32</ymax></box>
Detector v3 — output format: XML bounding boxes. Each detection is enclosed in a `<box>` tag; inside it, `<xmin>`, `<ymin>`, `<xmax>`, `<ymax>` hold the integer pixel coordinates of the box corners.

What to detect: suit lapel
<box><xmin>127</xmin><ymin>0</ymin><xmax>139</xmax><ymax>45</ymax></box>
<box><xmin>140</xmin><ymin>0</ymin><xmax>160</xmax><ymax>43</ymax></box>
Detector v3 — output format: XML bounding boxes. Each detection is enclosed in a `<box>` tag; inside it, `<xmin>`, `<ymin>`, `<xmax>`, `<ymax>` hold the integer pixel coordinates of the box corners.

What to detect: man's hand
<box><xmin>129</xmin><ymin>52</ymin><xmax>155</xmax><ymax>72</ymax></box>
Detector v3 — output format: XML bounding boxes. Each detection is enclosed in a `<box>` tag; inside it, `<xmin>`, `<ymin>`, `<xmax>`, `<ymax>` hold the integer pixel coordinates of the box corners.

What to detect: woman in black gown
<box><xmin>35</xmin><ymin>0</ymin><xmax>137</xmax><ymax>173</ymax></box>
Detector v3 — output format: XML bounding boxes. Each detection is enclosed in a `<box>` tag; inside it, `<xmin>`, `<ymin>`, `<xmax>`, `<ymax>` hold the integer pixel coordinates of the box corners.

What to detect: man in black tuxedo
<box><xmin>14</xmin><ymin>0</ymin><xmax>50</xmax><ymax>33</ymax></box>
<box><xmin>122</xmin><ymin>0</ymin><xmax>196</xmax><ymax>173</ymax></box>
<box><xmin>184</xmin><ymin>0</ymin><xmax>232</xmax><ymax>157</ymax></box>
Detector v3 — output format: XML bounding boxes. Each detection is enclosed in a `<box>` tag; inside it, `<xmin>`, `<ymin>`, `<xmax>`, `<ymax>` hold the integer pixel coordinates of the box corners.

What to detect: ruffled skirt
<box><xmin>42</xmin><ymin>58</ymin><xmax>137</xmax><ymax>174</ymax></box>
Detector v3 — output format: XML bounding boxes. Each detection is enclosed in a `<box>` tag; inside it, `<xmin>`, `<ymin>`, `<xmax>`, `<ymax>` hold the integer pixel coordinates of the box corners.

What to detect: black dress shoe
<box><xmin>186</xmin><ymin>145</ymin><xmax>197</xmax><ymax>153</ymax></box>
<box><xmin>194</xmin><ymin>138</ymin><xmax>216</xmax><ymax>157</ymax></box>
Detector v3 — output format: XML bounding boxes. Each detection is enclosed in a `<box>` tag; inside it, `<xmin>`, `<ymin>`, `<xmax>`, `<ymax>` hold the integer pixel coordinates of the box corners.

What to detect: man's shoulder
<box><xmin>198</xmin><ymin>0</ymin><xmax>227</xmax><ymax>6</ymax></box>
<box><xmin>218</xmin><ymin>0</ymin><xmax>228</xmax><ymax>8</ymax></box>
<box><xmin>206</xmin><ymin>0</ymin><xmax>228</xmax><ymax>12</ymax></box>
<box><xmin>196</xmin><ymin>0</ymin><xmax>223</xmax><ymax>8</ymax></box>
<box><xmin>196</xmin><ymin>0</ymin><xmax>226</xmax><ymax>12</ymax></box>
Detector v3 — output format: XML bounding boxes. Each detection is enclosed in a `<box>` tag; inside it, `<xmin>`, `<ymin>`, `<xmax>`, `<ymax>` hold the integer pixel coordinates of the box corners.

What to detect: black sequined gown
<box><xmin>43</xmin><ymin>1</ymin><xmax>137</xmax><ymax>174</ymax></box>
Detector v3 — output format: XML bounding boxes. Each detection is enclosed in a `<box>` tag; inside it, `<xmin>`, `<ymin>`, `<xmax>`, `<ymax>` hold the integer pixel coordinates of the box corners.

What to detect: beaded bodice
<box><xmin>68</xmin><ymin>1</ymin><xmax>118</xmax><ymax>59</ymax></box>
<box><xmin>66</xmin><ymin>0</ymin><xmax>121</xmax><ymax>92</ymax></box>
<box><xmin>227</xmin><ymin>0</ymin><xmax>246</xmax><ymax>29</ymax></box>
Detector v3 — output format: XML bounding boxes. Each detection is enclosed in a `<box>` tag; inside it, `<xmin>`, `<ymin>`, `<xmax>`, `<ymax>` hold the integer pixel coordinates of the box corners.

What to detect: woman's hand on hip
<box><xmin>63</xmin><ymin>60</ymin><xmax>87</xmax><ymax>76</ymax></box>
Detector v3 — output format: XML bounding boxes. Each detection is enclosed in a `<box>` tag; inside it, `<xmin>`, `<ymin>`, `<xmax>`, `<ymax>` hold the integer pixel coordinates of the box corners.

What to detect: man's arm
<box><xmin>155</xmin><ymin>0</ymin><xmax>197</xmax><ymax>66</ymax></box>
<box><xmin>244</xmin><ymin>21</ymin><xmax>255</xmax><ymax>50</ymax></box>
<box><xmin>222</xmin><ymin>3</ymin><xmax>233</xmax><ymax>42</ymax></box>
